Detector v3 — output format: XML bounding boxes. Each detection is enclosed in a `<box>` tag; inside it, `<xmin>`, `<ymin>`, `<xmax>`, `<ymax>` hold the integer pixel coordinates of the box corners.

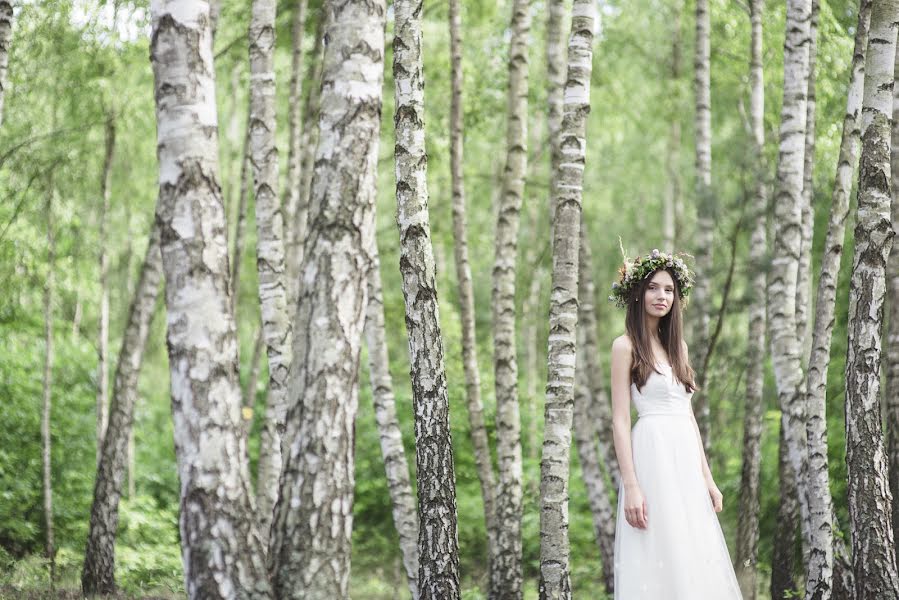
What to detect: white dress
<box><xmin>613</xmin><ymin>362</ymin><xmax>743</xmax><ymax>599</ymax></box>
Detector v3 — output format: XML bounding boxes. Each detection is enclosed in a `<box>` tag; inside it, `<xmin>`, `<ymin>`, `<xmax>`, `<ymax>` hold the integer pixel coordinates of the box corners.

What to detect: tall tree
<box><xmin>148</xmin><ymin>2</ymin><xmax>271</xmax><ymax>597</ymax></box>
<box><xmin>691</xmin><ymin>0</ymin><xmax>713</xmax><ymax>453</ymax></box>
<box><xmin>538</xmin><ymin>2</ymin><xmax>594</xmax><ymax>598</ymax></box>
<box><xmin>41</xmin><ymin>184</ymin><xmax>56</xmax><ymax>587</ymax></box>
<box><xmin>283</xmin><ymin>0</ymin><xmax>308</xmax><ymax>307</ymax></box>
<box><xmin>268</xmin><ymin>1</ymin><xmax>387</xmax><ymax>596</ymax></box>
<box><xmin>767</xmin><ymin>0</ymin><xmax>813</xmax><ymax>596</ymax></box>
<box><xmin>82</xmin><ymin>228</ymin><xmax>163</xmax><ymax>596</ymax></box>
<box><xmin>886</xmin><ymin>21</ymin><xmax>899</xmax><ymax>556</ymax></box>
<box><xmin>364</xmin><ymin>239</ymin><xmax>419</xmax><ymax>600</ymax></box>
<box><xmin>845</xmin><ymin>0</ymin><xmax>899</xmax><ymax>595</ymax></box>
<box><xmin>0</xmin><ymin>0</ymin><xmax>12</xmax><ymax>127</ymax></box>
<box><xmin>490</xmin><ymin>0</ymin><xmax>530</xmax><ymax>596</ymax></box>
<box><xmin>447</xmin><ymin>0</ymin><xmax>497</xmax><ymax>561</ymax></box>
<box><xmin>393</xmin><ymin>0</ymin><xmax>461</xmax><ymax>597</ymax></box>
<box><xmin>736</xmin><ymin>0</ymin><xmax>766</xmax><ymax>595</ymax></box>
<box><xmin>96</xmin><ymin>116</ymin><xmax>115</xmax><ymax>466</ymax></box>
<box><xmin>248</xmin><ymin>0</ymin><xmax>292</xmax><ymax>548</ymax></box>
<box><xmin>805</xmin><ymin>0</ymin><xmax>871</xmax><ymax>597</ymax></box>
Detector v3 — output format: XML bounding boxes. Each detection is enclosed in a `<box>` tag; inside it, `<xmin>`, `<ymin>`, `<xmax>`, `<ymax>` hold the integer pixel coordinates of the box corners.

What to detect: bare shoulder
<box><xmin>611</xmin><ymin>334</ymin><xmax>633</xmax><ymax>363</ymax></box>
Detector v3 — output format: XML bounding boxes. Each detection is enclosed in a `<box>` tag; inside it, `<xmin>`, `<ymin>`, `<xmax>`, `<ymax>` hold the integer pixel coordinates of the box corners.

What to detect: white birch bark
<box><xmin>268</xmin><ymin>2</ymin><xmax>386</xmax><ymax>596</ymax></box>
<box><xmin>538</xmin><ymin>3</ymin><xmax>594</xmax><ymax>598</ymax></box>
<box><xmin>804</xmin><ymin>0</ymin><xmax>871</xmax><ymax>596</ymax></box>
<box><xmin>736</xmin><ymin>1</ymin><xmax>766</xmax><ymax>595</ymax></box>
<box><xmin>149</xmin><ymin>2</ymin><xmax>271</xmax><ymax>597</ymax></box>
<box><xmin>490</xmin><ymin>1</ymin><xmax>530</xmax><ymax>597</ymax></box>
<box><xmin>96</xmin><ymin>117</ymin><xmax>115</xmax><ymax>466</ymax></box>
<box><xmin>845</xmin><ymin>0</ymin><xmax>899</xmax><ymax>595</ymax></box>
<box><xmin>284</xmin><ymin>0</ymin><xmax>308</xmax><ymax>307</ymax></box>
<box><xmin>82</xmin><ymin>227</ymin><xmax>163</xmax><ymax>596</ymax></box>
<box><xmin>448</xmin><ymin>0</ymin><xmax>498</xmax><ymax>561</ymax></box>
<box><xmin>767</xmin><ymin>0</ymin><xmax>812</xmax><ymax>595</ymax></box>
<box><xmin>364</xmin><ymin>239</ymin><xmax>419</xmax><ymax>600</ymax></box>
<box><xmin>691</xmin><ymin>0</ymin><xmax>713</xmax><ymax>452</ymax></box>
<box><xmin>886</xmin><ymin>17</ymin><xmax>899</xmax><ymax>555</ymax></box>
<box><xmin>248</xmin><ymin>0</ymin><xmax>292</xmax><ymax>549</ymax></box>
<box><xmin>393</xmin><ymin>1</ymin><xmax>461</xmax><ymax>597</ymax></box>
<box><xmin>0</xmin><ymin>1</ymin><xmax>12</xmax><ymax>127</ymax></box>
<box><xmin>42</xmin><ymin>186</ymin><xmax>56</xmax><ymax>586</ymax></box>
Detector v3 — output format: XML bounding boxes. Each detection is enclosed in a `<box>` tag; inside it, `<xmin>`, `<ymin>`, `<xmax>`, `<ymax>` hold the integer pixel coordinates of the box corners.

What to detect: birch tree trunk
<box><xmin>490</xmin><ymin>1</ymin><xmax>530</xmax><ymax>597</ymax></box>
<box><xmin>767</xmin><ymin>0</ymin><xmax>813</xmax><ymax>596</ymax></box>
<box><xmin>448</xmin><ymin>0</ymin><xmax>497</xmax><ymax>562</ymax></box>
<box><xmin>283</xmin><ymin>0</ymin><xmax>308</xmax><ymax>308</ymax></box>
<box><xmin>691</xmin><ymin>0</ymin><xmax>713</xmax><ymax>453</ymax></box>
<box><xmin>735</xmin><ymin>1</ymin><xmax>766</xmax><ymax>596</ymax></box>
<box><xmin>886</xmin><ymin>25</ymin><xmax>899</xmax><ymax>556</ymax></box>
<box><xmin>845</xmin><ymin>0</ymin><xmax>899</xmax><ymax>595</ymax></box>
<box><xmin>231</xmin><ymin>127</ymin><xmax>251</xmax><ymax>319</ymax></box>
<box><xmin>96</xmin><ymin>117</ymin><xmax>116</xmax><ymax>467</ymax></box>
<box><xmin>578</xmin><ymin>222</ymin><xmax>621</xmax><ymax>490</ymax></box>
<box><xmin>82</xmin><ymin>227</ymin><xmax>163</xmax><ymax>596</ymax></box>
<box><xmin>0</xmin><ymin>1</ymin><xmax>12</xmax><ymax>127</ymax></box>
<box><xmin>805</xmin><ymin>0</ymin><xmax>871</xmax><ymax>596</ymax></box>
<box><xmin>149</xmin><ymin>2</ymin><xmax>271</xmax><ymax>597</ymax></box>
<box><xmin>546</xmin><ymin>0</ymin><xmax>565</xmax><ymax>230</ymax></box>
<box><xmin>248</xmin><ymin>0</ymin><xmax>292</xmax><ymax>549</ymax></box>
<box><xmin>538</xmin><ymin>4</ymin><xmax>594</xmax><ymax>598</ymax></box>
<box><xmin>572</xmin><ymin>339</ymin><xmax>615</xmax><ymax>594</ymax></box>
<box><xmin>297</xmin><ymin>14</ymin><xmax>325</xmax><ymax>240</ymax></box>
<box><xmin>364</xmin><ymin>238</ymin><xmax>419</xmax><ymax>600</ymax></box>
<box><xmin>268</xmin><ymin>2</ymin><xmax>386</xmax><ymax>596</ymax></box>
<box><xmin>42</xmin><ymin>185</ymin><xmax>56</xmax><ymax>587</ymax></box>
<box><xmin>393</xmin><ymin>2</ymin><xmax>461</xmax><ymax>597</ymax></box>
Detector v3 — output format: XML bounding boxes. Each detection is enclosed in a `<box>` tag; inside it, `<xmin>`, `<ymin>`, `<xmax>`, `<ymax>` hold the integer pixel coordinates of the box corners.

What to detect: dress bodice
<box><xmin>630</xmin><ymin>363</ymin><xmax>694</xmax><ymax>418</ymax></box>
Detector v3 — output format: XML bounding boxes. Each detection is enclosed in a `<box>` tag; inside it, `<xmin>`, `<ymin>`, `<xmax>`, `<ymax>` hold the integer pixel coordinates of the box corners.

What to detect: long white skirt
<box><xmin>613</xmin><ymin>413</ymin><xmax>743</xmax><ymax>599</ymax></box>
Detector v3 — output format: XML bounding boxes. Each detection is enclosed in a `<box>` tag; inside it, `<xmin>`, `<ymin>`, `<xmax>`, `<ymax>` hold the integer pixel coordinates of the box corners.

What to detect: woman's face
<box><xmin>643</xmin><ymin>270</ymin><xmax>675</xmax><ymax>318</ymax></box>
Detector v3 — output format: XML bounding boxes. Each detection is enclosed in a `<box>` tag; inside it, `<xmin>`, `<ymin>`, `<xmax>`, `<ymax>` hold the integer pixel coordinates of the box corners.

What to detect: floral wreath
<box><xmin>607</xmin><ymin>241</ymin><xmax>695</xmax><ymax>309</ymax></box>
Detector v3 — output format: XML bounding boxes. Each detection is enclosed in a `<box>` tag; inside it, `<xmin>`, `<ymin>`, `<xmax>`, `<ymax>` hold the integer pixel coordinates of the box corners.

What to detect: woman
<box><xmin>608</xmin><ymin>249</ymin><xmax>742</xmax><ymax>599</ymax></box>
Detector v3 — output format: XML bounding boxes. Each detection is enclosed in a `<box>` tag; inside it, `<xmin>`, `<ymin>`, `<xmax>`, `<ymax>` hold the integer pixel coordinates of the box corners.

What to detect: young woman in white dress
<box><xmin>607</xmin><ymin>249</ymin><xmax>742</xmax><ymax>599</ymax></box>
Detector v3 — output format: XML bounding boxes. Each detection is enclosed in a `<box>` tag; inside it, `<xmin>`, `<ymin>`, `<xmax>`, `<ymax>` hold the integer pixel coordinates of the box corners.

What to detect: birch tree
<box><xmin>886</xmin><ymin>24</ymin><xmax>899</xmax><ymax>555</ymax></box>
<box><xmin>767</xmin><ymin>0</ymin><xmax>812</xmax><ymax>596</ymax></box>
<box><xmin>736</xmin><ymin>0</ymin><xmax>766</xmax><ymax>595</ymax></box>
<box><xmin>448</xmin><ymin>0</ymin><xmax>497</xmax><ymax>559</ymax></box>
<box><xmin>268</xmin><ymin>1</ymin><xmax>386</xmax><ymax>596</ymax></box>
<box><xmin>148</xmin><ymin>1</ymin><xmax>271</xmax><ymax>596</ymax></box>
<box><xmin>248</xmin><ymin>0</ymin><xmax>292</xmax><ymax>547</ymax></box>
<box><xmin>804</xmin><ymin>0</ymin><xmax>871</xmax><ymax>596</ymax></box>
<box><xmin>538</xmin><ymin>3</ymin><xmax>594</xmax><ymax>598</ymax></box>
<box><xmin>96</xmin><ymin>117</ymin><xmax>115</xmax><ymax>466</ymax></box>
<box><xmin>845</xmin><ymin>0</ymin><xmax>899</xmax><ymax>595</ymax></box>
<box><xmin>82</xmin><ymin>228</ymin><xmax>163</xmax><ymax>596</ymax></box>
<box><xmin>490</xmin><ymin>1</ymin><xmax>530</xmax><ymax>596</ymax></box>
<box><xmin>364</xmin><ymin>240</ymin><xmax>419</xmax><ymax>600</ymax></box>
<box><xmin>393</xmin><ymin>1</ymin><xmax>461</xmax><ymax>596</ymax></box>
<box><xmin>0</xmin><ymin>1</ymin><xmax>12</xmax><ymax>127</ymax></box>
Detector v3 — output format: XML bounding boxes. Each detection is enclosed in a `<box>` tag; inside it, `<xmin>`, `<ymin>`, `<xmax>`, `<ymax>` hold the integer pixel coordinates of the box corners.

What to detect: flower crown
<box><xmin>608</xmin><ymin>245</ymin><xmax>695</xmax><ymax>309</ymax></box>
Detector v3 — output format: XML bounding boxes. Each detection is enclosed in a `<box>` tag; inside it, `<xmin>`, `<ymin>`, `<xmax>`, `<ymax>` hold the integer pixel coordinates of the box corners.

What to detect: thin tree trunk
<box><xmin>297</xmin><ymin>13</ymin><xmax>325</xmax><ymax>242</ymax></box>
<box><xmin>490</xmin><ymin>1</ymin><xmax>531</xmax><ymax>597</ymax></box>
<box><xmin>538</xmin><ymin>4</ymin><xmax>594</xmax><ymax>599</ymax></box>
<box><xmin>578</xmin><ymin>221</ymin><xmax>621</xmax><ymax>490</ymax></box>
<box><xmin>149</xmin><ymin>3</ymin><xmax>271</xmax><ymax>597</ymax></box>
<box><xmin>0</xmin><ymin>1</ymin><xmax>13</xmax><ymax>127</ymax></box>
<box><xmin>231</xmin><ymin>127</ymin><xmax>251</xmax><ymax>319</ymax></box>
<box><xmin>805</xmin><ymin>0</ymin><xmax>871</xmax><ymax>597</ymax></box>
<box><xmin>664</xmin><ymin>0</ymin><xmax>683</xmax><ymax>250</ymax></box>
<box><xmin>447</xmin><ymin>0</ymin><xmax>497</xmax><ymax>566</ymax></box>
<box><xmin>96</xmin><ymin>117</ymin><xmax>115</xmax><ymax>467</ymax></box>
<box><xmin>284</xmin><ymin>0</ymin><xmax>308</xmax><ymax>307</ymax></box>
<box><xmin>268</xmin><ymin>2</ymin><xmax>386</xmax><ymax>596</ymax></box>
<box><xmin>572</xmin><ymin>339</ymin><xmax>615</xmax><ymax>594</ymax></box>
<box><xmin>545</xmin><ymin>0</ymin><xmax>565</xmax><ymax>231</ymax></box>
<box><xmin>42</xmin><ymin>185</ymin><xmax>56</xmax><ymax>589</ymax></box>
<box><xmin>364</xmin><ymin>238</ymin><xmax>419</xmax><ymax>600</ymax></box>
<box><xmin>886</xmin><ymin>16</ymin><xmax>899</xmax><ymax>557</ymax></box>
<box><xmin>691</xmin><ymin>0</ymin><xmax>713</xmax><ymax>454</ymax></box>
<box><xmin>845</xmin><ymin>0</ymin><xmax>899</xmax><ymax>595</ymax></box>
<box><xmin>82</xmin><ymin>227</ymin><xmax>163</xmax><ymax>596</ymax></box>
<box><xmin>393</xmin><ymin>2</ymin><xmax>461</xmax><ymax>597</ymax></box>
<box><xmin>248</xmin><ymin>0</ymin><xmax>292</xmax><ymax>550</ymax></box>
<box><xmin>767</xmin><ymin>0</ymin><xmax>813</xmax><ymax>596</ymax></box>
<box><xmin>736</xmin><ymin>1</ymin><xmax>766</xmax><ymax>596</ymax></box>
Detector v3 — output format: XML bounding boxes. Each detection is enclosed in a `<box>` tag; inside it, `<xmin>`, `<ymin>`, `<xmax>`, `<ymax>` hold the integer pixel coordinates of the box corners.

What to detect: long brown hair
<box><xmin>624</xmin><ymin>267</ymin><xmax>697</xmax><ymax>393</ymax></box>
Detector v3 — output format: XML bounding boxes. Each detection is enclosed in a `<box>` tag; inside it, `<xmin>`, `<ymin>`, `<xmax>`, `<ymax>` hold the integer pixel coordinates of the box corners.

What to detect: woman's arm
<box><xmin>610</xmin><ymin>336</ymin><xmax>638</xmax><ymax>489</ymax></box>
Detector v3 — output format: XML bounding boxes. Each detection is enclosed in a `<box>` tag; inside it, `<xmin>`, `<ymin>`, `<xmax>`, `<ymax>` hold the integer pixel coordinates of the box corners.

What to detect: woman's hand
<box><xmin>707</xmin><ymin>479</ymin><xmax>723</xmax><ymax>512</ymax></box>
<box><xmin>624</xmin><ymin>483</ymin><xmax>648</xmax><ymax>529</ymax></box>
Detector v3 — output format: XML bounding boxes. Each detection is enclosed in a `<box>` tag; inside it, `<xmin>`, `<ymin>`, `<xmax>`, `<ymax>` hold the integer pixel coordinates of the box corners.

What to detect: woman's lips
<box><xmin>654</xmin><ymin>304</ymin><xmax>666</xmax><ymax>309</ymax></box>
